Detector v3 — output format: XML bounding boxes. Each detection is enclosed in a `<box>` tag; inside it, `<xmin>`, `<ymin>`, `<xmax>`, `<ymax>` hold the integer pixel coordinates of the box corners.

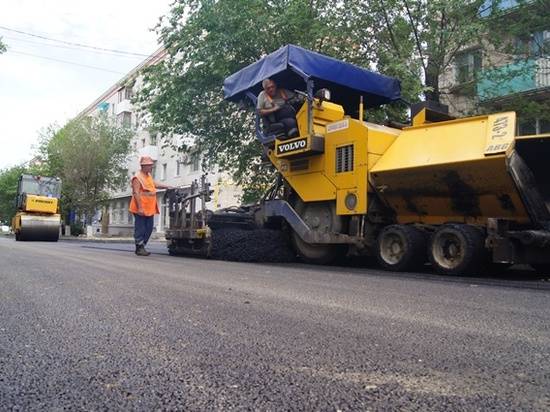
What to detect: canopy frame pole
<box><xmin>306</xmin><ymin>79</ymin><xmax>314</xmax><ymax>136</ymax></box>
<box><xmin>289</xmin><ymin>66</ymin><xmax>314</xmax><ymax>137</ymax></box>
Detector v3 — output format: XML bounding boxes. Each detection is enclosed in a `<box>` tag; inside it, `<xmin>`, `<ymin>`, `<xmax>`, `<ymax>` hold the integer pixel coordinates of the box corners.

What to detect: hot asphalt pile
<box><xmin>210</xmin><ymin>227</ymin><xmax>296</xmax><ymax>263</ymax></box>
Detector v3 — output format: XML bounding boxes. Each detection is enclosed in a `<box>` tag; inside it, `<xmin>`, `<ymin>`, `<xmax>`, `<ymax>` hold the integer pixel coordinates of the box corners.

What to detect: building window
<box><xmin>519</xmin><ymin>117</ymin><xmax>550</xmax><ymax>135</ymax></box>
<box><xmin>117</xmin><ymin>111</ymin><xmax>132</xmax><ymax>128</ymax></box>
<box><xmin>533</xmin><ymin>30</ymin><xmax>550</xmax><ymax>57</ymax></box>
<box><xmin>540</xmin><ymin>118</ymin><xmax>550</xmax><ymax>134</ymax></box>
<box><xmin>191</xmin><ymin>153</ymin><xmax>200</xmax><ymax>172</ymax></box>
<box><xmin>455</xmin><ymin>50</ymin><xmax>482</xmax><ymax>83</ymax></box>
<box><xmin>516</xmin><ymin>30</ymin><xmax>550</xmax><ymax>57</ymax></box>
<box><xmin>161</xmin><ymin>163</ymin><xmax>167</xmax><ymax>180</ymax></box>
<box><xmin>117</xmin><ymin>87</ymin><xmax>132</xmax><ymax>103</ymax></box>
<box><xmin>175</xmin><ymin>161</ymin><xmax>181</xmax><ymax>177</ymax></box>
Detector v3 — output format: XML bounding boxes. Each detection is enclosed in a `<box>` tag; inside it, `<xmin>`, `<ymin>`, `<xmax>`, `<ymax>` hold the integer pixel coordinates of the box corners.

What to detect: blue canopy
<box><xmin>223</xmin><ymin>45</ymin><xmax>401</xmax><ymax>111</ymax></box>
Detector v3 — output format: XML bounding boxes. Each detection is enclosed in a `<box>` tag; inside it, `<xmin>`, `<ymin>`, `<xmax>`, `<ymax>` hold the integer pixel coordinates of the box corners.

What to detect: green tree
<box><xmin>139</xmin><ymin>0</ymin><xmax>548</xmax><ymax>201</ymax></box>
<box><xmin>135</xmin><ymin>0</ymin><xmax>364</xmax><ymax>202</ymax></box>
<box><xmin>0</xmin><ymin>37</ymin><xmax>6</xmax><ymax>54</ymax></box>
<box><xmin>39</xmin><ymin>115</ymin><xmax>133</xmax><ymax>222</ymax></box>
<box><xmin>342</xmin><ymin>0</ymin><xmax>486</xmax><ymax>105</ymax></box>
<box><xmin>0</xmin><ymin>165</ymin><xmax>26</xmax><ymax>225</ymax></box>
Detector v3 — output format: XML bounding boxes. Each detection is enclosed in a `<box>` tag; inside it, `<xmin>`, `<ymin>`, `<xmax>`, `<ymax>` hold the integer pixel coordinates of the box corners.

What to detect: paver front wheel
<box><xmin>376</xmin><ymin>225</ymin><xmax>427</xmax><ymax>272</ymax></box>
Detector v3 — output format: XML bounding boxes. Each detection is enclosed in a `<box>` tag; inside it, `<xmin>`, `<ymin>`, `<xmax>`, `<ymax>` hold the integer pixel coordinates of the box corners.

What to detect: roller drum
<box><xmin>18</xmin><ymin>214</ymin><xmax>60</xmax><ymax>241</ymax></box>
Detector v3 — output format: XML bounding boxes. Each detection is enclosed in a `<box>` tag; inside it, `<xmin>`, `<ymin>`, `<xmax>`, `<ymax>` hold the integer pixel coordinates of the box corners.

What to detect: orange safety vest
<box><xmin>129</xmin><ymin>172</ymin><xmax>159</xmax><ymax>216</ymax></box>
<box><xmin>265</xmin><ymin>89</ymin><xmax>288</xmax><ymax>104</ymax></box>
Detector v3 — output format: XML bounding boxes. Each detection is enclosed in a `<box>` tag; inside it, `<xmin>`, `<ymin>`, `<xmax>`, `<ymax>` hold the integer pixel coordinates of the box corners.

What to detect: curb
<box><xmin>59</xmin><ymin>237</ymin><xmax>165</xmax><ymax>244</ymax></box>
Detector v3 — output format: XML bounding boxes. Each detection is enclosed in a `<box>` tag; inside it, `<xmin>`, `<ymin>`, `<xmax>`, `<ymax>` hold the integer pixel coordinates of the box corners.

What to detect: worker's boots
<box><xmin>135</xmin><ymin>244</ymin><xmax>151</xmax><ymax>256</ymax></box>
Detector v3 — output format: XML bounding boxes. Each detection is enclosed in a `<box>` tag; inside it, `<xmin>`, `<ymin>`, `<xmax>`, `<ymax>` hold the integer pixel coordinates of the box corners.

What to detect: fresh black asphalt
<box><xmin>0</xmin><ymin>237</ymin><xmax>549</xmax><ymax>410</ymax></box>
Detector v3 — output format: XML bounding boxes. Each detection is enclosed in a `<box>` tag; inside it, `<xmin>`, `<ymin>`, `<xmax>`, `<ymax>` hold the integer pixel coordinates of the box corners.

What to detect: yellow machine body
<box><xmin>23</xmin><ymin>194</ymin><xmax>59</xmax><ymax>214</ymax></box>
<box><xmin>370</xmin><ymin>111</ymin><xmax>533</xmax><ymax>225</ymax></box>
<box><xmin>267</xmin><ymin>102</ymin><xmax>545</xmax><ymax>227</ymax></box>
<box><xmin>12</xmin><ymin>175</ymin><xmax>62</xmax><ymax>241</ymax></box>
<box><xmin>269</xmin><ymin>100</ymin><xmax>400</xmax><ymax>216</ymax></box>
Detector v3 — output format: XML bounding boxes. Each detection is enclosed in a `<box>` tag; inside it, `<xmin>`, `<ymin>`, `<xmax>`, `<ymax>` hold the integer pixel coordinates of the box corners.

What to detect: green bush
<box><xmin>70</xmin><ymin>222</ymin><xmax>84</xmax><ymax>236</ymax></box>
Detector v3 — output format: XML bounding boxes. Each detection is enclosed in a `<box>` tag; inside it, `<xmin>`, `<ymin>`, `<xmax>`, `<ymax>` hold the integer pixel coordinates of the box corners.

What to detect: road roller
<box><xmin>214</xmin><ymin>44</ymin><xmax>550</xmax><ymax>275</ymax></box>
<box><xmin>12</xmin><ymin>174</ymin><xmax>62</xmax><ymax>242</ymax></box>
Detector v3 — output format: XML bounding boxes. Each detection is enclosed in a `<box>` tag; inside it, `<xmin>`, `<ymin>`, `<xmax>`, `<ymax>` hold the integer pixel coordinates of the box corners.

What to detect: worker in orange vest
<box><xmin>129</xmin><ymin>156</ymin><xmax>173</xmax><ymax>256</ymax></box>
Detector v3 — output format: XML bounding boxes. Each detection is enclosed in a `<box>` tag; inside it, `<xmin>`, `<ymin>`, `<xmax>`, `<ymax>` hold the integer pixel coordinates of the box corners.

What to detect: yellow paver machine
<box><xmin>12</xmin><ymin>174</ymin><xmax>62</xmax><ymax>241</ymax></box>
<box><xmin>216</xmin><ymin>45</ymin><xmax>550</xmax><ymax>275</ymax></box>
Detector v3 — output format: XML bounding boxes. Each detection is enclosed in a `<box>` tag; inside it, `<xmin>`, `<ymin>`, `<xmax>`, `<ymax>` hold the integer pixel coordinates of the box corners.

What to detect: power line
<box><xmin>0</xmin><ymin>25</ymin><xmax>150</xmax><ymax>57</ymax></box>
<box><xmin>2</xmin><ymin>35</ymin><xmax>144</xmax><ymax>59</ymax></box>
<box><xmin>9</xmin><ymin>50</ymin><xmax>126</xmax><ymax>74</ymax></box>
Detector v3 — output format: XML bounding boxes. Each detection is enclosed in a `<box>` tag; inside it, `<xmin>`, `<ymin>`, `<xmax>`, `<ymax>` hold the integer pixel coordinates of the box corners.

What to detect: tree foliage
<box><xmin>136</xmin><ymin>0</ymin><xmax>547</xmax><ymax>201</ymax></box>
<box><xmin>0</xmin><ymin>37</ymin><xmax>6</xmax><ymax>54</ymax></box>
<box><xmin>346</xmin><ymin>0</ymin><xmax>486</xmax><ymax>103</ymax></box>
<box><xmin>135</xmin><ymin>0</ymin><xmax>370</xmax><ymax>201</ymax></box>
<box><xmin>38</xmin><ymin>115</ymin><xmax>132</xmax><ymax>221</ymax></box>
<box><xmin>0</xmin><ymin>165</ymin><xmax>26</xmax><ymax>225</ymax></box>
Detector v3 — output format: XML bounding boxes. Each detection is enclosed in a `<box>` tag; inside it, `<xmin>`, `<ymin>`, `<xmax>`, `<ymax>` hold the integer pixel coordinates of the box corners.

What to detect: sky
<box><xmin>0</xmin><ymin>0</ymin><xmax>173</xmax><ymax>169</ymax></box>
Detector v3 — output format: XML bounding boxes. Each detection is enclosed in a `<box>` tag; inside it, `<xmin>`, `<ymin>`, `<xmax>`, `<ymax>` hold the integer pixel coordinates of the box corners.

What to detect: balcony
<box><xmin>115</xmin><ymin>98</ymin><xmax>132</xmax><ymax>115</ymax></box>
<box><xmin>477</xmin><ymin>57</ymin><xmax>550</xmax><ymax>102</ymax></box>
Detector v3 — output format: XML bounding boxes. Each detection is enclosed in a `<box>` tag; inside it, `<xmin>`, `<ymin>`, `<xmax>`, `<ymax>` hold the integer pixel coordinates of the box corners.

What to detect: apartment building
<box><xmin>439</xmin><ymin>0</ymin><xmax>550</xmax><ymax>135</ymax></box>
<box><xmin>79</xmin><ymin>48</ymin><xmax>242</xmax><ymax>236</ymax></box>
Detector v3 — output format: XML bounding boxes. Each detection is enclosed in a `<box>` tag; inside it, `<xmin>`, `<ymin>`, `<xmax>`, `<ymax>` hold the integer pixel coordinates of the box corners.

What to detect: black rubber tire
<box><xmin>290</xmin><ymin>232</ymin><xmax>344</xmax><ymax>265</ymax></box>
<box><xmin>289</xmin><ymin>199</ymin><xmax>346</xmax><ymax>265</ymax></box>
<box><xmin>531</xmin><ymin>264</ymin><xmax>550</xmax><ymax>274</ymax></box>
<box><xmin>428</xmin><ymin>224</ymin><xmax>487</xmax><ymax>276</ymax></box>
<box><xmin>376</xmin><ymin>225</ymin><xmax>427</xmax><ymax>272</ymax></box>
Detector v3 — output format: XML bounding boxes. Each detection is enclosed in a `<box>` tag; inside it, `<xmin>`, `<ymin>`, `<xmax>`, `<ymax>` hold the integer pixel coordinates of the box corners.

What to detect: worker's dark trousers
<box><xmin>276</xmin><ymin>104</ymin><xmax>298</xmax><ymax>136</ymax></box>
<box><xmin>133</xmin><ymin>214</ymin><xmax>154</xmax><ymax>246</ymax></box>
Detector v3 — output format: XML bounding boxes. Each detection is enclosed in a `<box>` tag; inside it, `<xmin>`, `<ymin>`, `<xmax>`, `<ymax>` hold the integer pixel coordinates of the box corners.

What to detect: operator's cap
<box><xmin>139</xmin><ymin>156</ymin><xmax>155</xmax><ymax>166</ymax></box>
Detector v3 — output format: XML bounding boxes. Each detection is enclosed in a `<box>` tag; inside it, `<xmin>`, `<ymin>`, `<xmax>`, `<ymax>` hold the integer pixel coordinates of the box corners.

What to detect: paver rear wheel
<box><xmin>429</xmin><ymin>224</ymin><xmax>487</xmax><ymax>276</ymax></box>
<box><xmin>376</xmin><ymin>225</ymin><xmax>427</xmax><ymax>272</ymax></box>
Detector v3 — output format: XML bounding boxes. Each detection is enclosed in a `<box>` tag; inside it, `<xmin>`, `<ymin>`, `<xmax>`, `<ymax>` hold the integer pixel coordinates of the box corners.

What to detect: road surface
<box><xmin>0</xmin><ymin>237</ymin><xmax>549</xmax><ymax>410</ymax></box>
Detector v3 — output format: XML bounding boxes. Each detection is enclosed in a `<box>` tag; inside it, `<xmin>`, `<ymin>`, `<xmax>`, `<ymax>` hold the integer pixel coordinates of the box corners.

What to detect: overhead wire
<box><xmin>1</xmin><ymin>35</ymin><xmax>144</xmax><ymax>59</ymax></box>
<box><xmin>0</xmin><ymin>25</ymin><xmax>150</xmax><ymax>57</ymax></box>
<box><xmin>8</xmin><ymin>50</ymin><xmax>126</xmax><ymax>74</ymax></box>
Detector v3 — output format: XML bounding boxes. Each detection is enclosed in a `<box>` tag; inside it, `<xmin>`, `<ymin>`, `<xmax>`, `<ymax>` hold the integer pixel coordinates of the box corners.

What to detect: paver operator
<box><xmin>257</xmin><ymin>78</ymin><xmax>299</xmax><ymax>138</ymax></box>
<box><xmin>129</xmin><ymin>156</ymin><xmax>173</xmax><ymax>256</ymax></box>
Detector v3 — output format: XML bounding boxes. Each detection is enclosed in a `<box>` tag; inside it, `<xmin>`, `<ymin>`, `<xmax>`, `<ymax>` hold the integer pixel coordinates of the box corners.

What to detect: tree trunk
<box><xmin>424</xmin><ymin>59</ymin><xmax>440</xmax><ymax>103</ymax></box>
